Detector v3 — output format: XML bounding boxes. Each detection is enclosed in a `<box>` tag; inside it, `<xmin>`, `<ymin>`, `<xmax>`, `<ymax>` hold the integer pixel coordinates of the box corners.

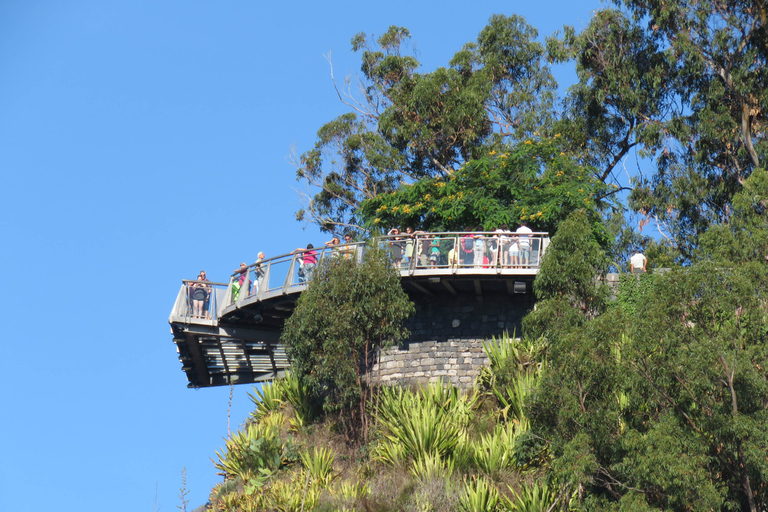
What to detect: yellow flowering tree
<box><xmin>359</xmin><ymin>137</ymin><xmax>615</xmax><ymax>234</ymax></box>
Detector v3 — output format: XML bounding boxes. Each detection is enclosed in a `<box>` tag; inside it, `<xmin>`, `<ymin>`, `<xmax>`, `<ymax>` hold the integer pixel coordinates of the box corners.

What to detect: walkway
<box><xmin>169</xmin><ymin>231</ymin><xmax>549</xmax><ymax>388</ymax></box>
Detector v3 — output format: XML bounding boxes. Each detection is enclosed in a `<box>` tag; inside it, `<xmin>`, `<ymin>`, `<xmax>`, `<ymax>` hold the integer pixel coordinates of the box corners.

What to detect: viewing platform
<box><xmin>169</xmin><ymin>231</ymin><xmax>549</xmax><ymax>388</ymax></box>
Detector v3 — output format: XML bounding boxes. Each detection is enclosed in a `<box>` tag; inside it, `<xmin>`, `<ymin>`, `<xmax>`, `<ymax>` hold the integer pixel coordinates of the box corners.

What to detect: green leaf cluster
<box><xmin>360</xmin><ymin>137</ymin><xmax>615</xmax><ymax>233</ymax></box>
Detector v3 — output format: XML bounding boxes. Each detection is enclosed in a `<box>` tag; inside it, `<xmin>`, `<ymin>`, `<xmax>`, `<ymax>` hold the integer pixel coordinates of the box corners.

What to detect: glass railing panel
<box><xmin>261</xmin><ymin>257</ymin><xmax>292</xmax><ymax>294</ymax></box>
<box><xmin>173</xmin><ymin>280</ymin><xmax>228</xmax><ymax>321</ymax></box>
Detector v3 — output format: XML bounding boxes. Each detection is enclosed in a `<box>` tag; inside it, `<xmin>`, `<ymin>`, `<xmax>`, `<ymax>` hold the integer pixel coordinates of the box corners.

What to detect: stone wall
<box><xmin>370</xmin><ymin>273</ymin><xmax>634</xmax><ymax>389</ymax></box>
<box><xmin>371</xmin><ymin>291</ymin><xmax>535</xmax><ymax>389</ymax></box>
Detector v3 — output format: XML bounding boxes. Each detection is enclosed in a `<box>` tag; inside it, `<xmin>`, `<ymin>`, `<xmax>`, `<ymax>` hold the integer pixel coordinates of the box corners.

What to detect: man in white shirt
<box><xmin>630</xmin><ymin>251</ymin><xmax>647</xmax><ymax>274</ymax></box>
<box><xmin>515</xmin><ymin>221</ymin><xmax>533</xmax><ymax>266</ymax></box>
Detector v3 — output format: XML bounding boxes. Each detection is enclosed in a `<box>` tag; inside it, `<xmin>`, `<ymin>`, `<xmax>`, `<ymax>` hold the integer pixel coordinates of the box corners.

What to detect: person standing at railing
<box><xmin>199</xmin><ymin>271</ymin><xmax>212</xmax><ymax>318</ymax></box>
<box><xmin>293</xmin><ymin>244</ymin><xmax>317</xmax><ymax>283</ymax></box>
<box><xmin>325</xmin><ymin>236</ymin><xmax>341</xmax><ymax>258</ymax></box>
<box><xmin>516</xmin><ymin>221</ymin><xmax>533</xmax><ymax>267</ymax></box>
<box><xmin>191</xmin><ymin>275</ymin><xmax>210</xmax><ymax>318</ymax></box>
<box><xmin>418</xmin><ymin>232</ymin><xmax>432</xmax><ymax>267</ymax></box>
<box><xmin>403</xmin><ymin>227</ymin><xmax>415</xmax><ymax>267</ymax></box>
<box><xmin>429</xmin><ymin>238</ymin><xmax>440</xmax><ymax>267</ymax></box>
<box><xmin>461</xmin><ymin>228</ymin><xmax>474</xmax><ymax>267</ymax></box>
<box><xmin>497</xmin><ymin>225</ymin><xmax>512</xmax><ymax>267</ymax></box>
<box><xmin>509</xmin><ymin>235</ymin><xmax>521</xmax><ymax>268</ymax></box>
<box><xmin>409</xmin><ymin>229</ymin><xmax>430</xmax><ymax>267</ymax></box>
<box><xmin>387</xmin><ymin>228</ymin><xmax>405</xmax><ymax>268</ymax></box>
<box><xmin>339</xmin><ymin>234</ymin><xmax>356</xmax><ymax>260</ymax></box>
<box><xmin>630</xmin><ymin>250</ymin><xmax>647</xmax><ymax>274</ymax></box>
<box><xmin>232</xmin><ymin>262</ymin><xmax>251</xmax><ymax>301</ymax></box>
<box><xmin>472</xmin><ymin>227</ymin><xmax>487</xmax><ymax>268</ymax></box>
<box><xmin>253</xmin><ymin>252</ymin><xmax>266</xmax><ymax>295</ymax></box>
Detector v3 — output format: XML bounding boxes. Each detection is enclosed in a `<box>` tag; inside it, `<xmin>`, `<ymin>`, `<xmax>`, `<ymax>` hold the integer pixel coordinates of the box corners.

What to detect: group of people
<box><xmin>387</xmin><ymin>223</ymin><xmax>536</xmax><ymax>269</ymax></box>
<box><xmin>387</xmin><ymin>227</ymin><xmax>442</xmax><ymax>269</ymax></box>
<box><xmin>232</xmin><ymin>252</ymin><xmax>266</xmax><ymax>301</ymax></box>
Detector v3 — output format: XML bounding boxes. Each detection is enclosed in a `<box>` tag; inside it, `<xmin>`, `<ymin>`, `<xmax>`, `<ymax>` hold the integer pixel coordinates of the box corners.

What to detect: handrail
<box><xmin>170</xmin><ymin>231</ymin><xmax>549</xmax><ymax>322</ymax></box>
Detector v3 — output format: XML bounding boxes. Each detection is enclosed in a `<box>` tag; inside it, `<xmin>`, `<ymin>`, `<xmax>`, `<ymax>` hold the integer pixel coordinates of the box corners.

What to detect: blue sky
<box><xmin>1</xmin><ymin>1</ymin><xmax>604</xmax><ymax>510</ymax></box>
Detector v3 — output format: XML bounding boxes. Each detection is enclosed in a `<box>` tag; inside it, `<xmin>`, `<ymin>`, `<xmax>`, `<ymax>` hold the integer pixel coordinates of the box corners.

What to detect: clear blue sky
<box><xmin>1</xmin><ymin>1</ymin><xmax>604</xmax><ymax>510</ymax></box>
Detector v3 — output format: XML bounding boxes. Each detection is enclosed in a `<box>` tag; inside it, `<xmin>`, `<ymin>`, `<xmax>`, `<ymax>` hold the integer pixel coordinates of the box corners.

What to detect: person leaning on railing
<box><xmin>292</xmin><ymin>244</ymin><xmax>317</xmax><ymax>283</ymax></box>
<box><xmin>231</xmin><ymin>262</ymin><xmax>250</xmax><ymax>301</ymax></box>
<box><xmin>324</xmin><ymin>236</ymin><xmax>341</xmax><ymax>258</ymax></box>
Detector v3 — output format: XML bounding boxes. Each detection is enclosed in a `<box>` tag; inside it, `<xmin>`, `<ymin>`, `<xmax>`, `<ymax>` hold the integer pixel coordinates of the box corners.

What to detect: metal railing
<box><xmin>170</xmin><ymin>231</ymin><xmax>549</xmax><ymax>322</ymax></box>
<box><xmin>375</xmin><ymin>231</ymin><xmax>549</xmax><ymax>273</ymax></box>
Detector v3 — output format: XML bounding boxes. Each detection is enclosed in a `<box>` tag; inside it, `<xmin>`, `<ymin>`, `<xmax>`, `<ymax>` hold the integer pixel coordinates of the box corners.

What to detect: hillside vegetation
<box><xmin>202</xmin><ymin>204</ymin><xmax>768</xmax><ymax>511</ymax></box>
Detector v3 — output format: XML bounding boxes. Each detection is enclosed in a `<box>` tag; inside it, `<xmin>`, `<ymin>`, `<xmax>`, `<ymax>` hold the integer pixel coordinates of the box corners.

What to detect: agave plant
<box><xmin>279</xmin><ymin>370</ymin><xmax>319</xmax><ymax>430</ymax></box>
<box><xmin>472</xmin><ymin>427</ymin><xmax>512</xmax><ymax>476</ymax></box>
<box><xmin>493</xmin><ymin>371</ymin><xmax>537</xmax><ymax>425</ymax></box>
<box><xmin>480</xmin><ymin>333</ymin><xmax>546</xmax><ymax>385</ymax></box>
<box><xmin>300</xmin><ymin>446</ymin><xmax>336</xmax><ymax>487</ymax></box>
<box><xmin>375</xmin><ymin>384</ymin><xmax>465</xmax><ymax>464</ymax></box>
<box><xmin>419</xmin><ymin>379</ymin><xmax>479</xmax><ymax>430</ymax></box>
<box><xmin>248</xmin><ymin>379</ymin><xmax>285</xmax><ymax>422</ymax></box>
<box><xmin>333</xmin><ymin>480</ymin><xmax>371</xmax><ymax>500</ymax></box>
<box><xmin>248</xmin><ymin>371</ymin><xmax>319</xmax><ymax>431</ymax></box>
<box><xmin>265</xmin><ymin>475</ymin><xmax>322</xmax><ymax>512</ymax></box>
<box><xmin>459</xmin><ymin>477</ymin><xmax>500</xmax><ymax>512</ymax></box>
<box><xmin>213</xmin><ymin>422</ymin><xmax>291</xmax><ymax>481</ymax></box>
<box><xmin>503</xmin><ymin>482</ymin><xmax>564</xmax><ymax>512</ymax></box>
<box><xmin>409</xmin><ymin>450</ymin><xmax>455</xmax><ymax>481</ymax></box>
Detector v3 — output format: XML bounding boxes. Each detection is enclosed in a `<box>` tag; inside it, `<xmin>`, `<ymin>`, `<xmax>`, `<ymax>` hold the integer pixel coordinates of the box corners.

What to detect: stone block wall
<box><xmin>372</xmin><ymin>339</ymin><xmax>489</xmax><ymax>389</ymax></box>
<box><xmin>371</xmin><ymin>291</ymin><xmax>535</xmax><ymax>389</ymax></box>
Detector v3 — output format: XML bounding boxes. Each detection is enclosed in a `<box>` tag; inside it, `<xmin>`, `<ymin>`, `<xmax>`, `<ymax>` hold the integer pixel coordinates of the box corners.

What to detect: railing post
<box><xmin>284</xmin><ymin>255</ymin><xmax>297</xmax><ymax>294</ymax></box>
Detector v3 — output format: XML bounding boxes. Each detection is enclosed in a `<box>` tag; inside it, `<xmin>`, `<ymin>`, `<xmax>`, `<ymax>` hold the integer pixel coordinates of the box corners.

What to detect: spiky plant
<box><xmin>459</xmin><ymin>477</ymin><xmax>500</xmax><ymax>512</ymax></box>
<box><xmin>300</xmin><ymin>446</ymin><xmax>336</xmax><ymax>487</ymax></box>
<box><xmin>503</xmin><ymin>482</ymin><xmax>564</xmax><ymax>512</ymax></box>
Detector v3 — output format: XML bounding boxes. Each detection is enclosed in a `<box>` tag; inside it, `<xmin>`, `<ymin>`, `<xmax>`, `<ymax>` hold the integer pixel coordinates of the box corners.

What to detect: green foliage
<box><xmin>408</xmin><ymin>450</ymin><xmax>455</xmax><ymax>482</ymax></box>
<box><xmin>471</xmin><ymin>421</ymin><xmax>525</xmax><ymax>477</ymax></box>
<box><xmin>248</xmin><ymin>379</ymin><xmax>284</xmax><ymax>422</ymax></box>
<box><xmin>502</xmin><ymin>481</ymin><xmax>565</xmax><ymax>512</ymax></box>
<box><xmin>296</xmin><ymin>16</ymin><xmax>561</xmax><ymax>233</ymax></box>
<box><xmin>248</xmin><ymin>371</ymin><xmax>320</xmax><ymax>431</ymax></box>
<box><xmin>300</xmin><ymin>446</ymin><xmax>336</xmax><ymax>487</ymax></box>
<box><xmin>697</xmin><ymin>167</ymin><xmax>768</xmax><ymax>265</ymax></box>
<box><xmin>614</xmin><ymin>272</ymin><xmax>657</xmax><ymax>317</ymax></box>
<box><xmin>213</xmin><ymin>422</ymin><xmax>294</xmax><ymax>482</ymax></box>
<box><xmin>529</xmin><ymin>261</ymin><xmax>768</xmax><ymax>509</ymax></box>
<box><xmin>547</xmin><ymin>9</ymin><xmax>672</xmax><ymax>185</ymax></box>
<box><xmin>459</xmin><ymin>477</ymin><xmax>500</xmax><ymax>512</ymax></box>
<box><xmin>525</xmin><ymin>210</ymin><xmax>610</xmax><ymax>341</ymax></box>
<box><xmin>281</xmin><ymin>246</ymin><xmax>414</xmax><ymax>440</ymax></box>
<box><xmin>477</xmin><ymin>333</ymin><xmax>546</xmax><ymax>426</ymax></box>
<box><xmin>360</xmin><ymin>137</ymin><xmax>614</xmax><ymax>233</ymax></box>
<box><xmin>622</xmin><ymin>0</ymin><xmax>768</xmax><ymax>259</ymax></box>
<box><xmin>373</xmin><ymin>382</ymin><xmax>469</xmax><ymax>465</ymax></box>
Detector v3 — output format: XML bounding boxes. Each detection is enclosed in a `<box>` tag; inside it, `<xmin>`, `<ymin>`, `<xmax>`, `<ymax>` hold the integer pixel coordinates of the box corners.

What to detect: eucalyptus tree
<box><xmin>551</xmin><ymin>0</ymin><xmax>768</xmax><ymax>259</ymax></box>
<box><xmin>295</xmin><ymin>16</ymin><xmax>559</xmax><ymax>234</ymax></box>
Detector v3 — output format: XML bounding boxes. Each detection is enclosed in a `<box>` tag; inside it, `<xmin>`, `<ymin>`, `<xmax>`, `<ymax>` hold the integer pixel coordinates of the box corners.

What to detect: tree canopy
<box><xmin>358</xmin><ymin>136</ymin><xmax>617</xmax><ymax>234</ymax></box>
<box><xmin>295</xmin><ymin>17</ymin><xmax>558</xmax><ymax>235</ymax></box>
